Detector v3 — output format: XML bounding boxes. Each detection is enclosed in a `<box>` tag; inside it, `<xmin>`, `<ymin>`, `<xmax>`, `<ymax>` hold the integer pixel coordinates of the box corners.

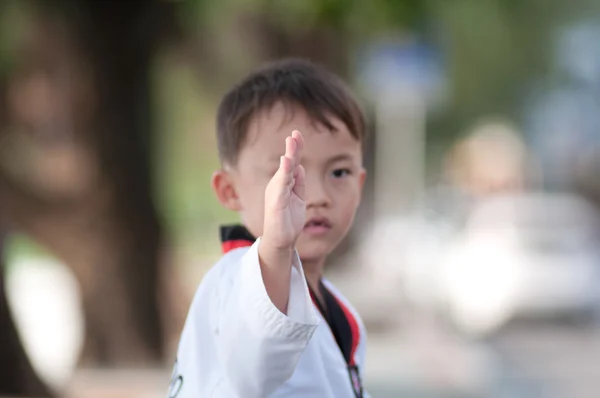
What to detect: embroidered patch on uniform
<box><xmin>168</xmin><ymin>359</ymin><xmax>184</xmax><ymax>398</ymax></box>
<box><xmin>348</xmin><ymin>365</ymin><xmax>363</xmax><ymax>398</ymax></box>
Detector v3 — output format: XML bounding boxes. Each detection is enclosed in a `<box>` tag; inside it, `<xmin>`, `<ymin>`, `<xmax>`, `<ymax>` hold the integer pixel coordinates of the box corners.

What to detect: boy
<box><xmin>169</xmin><ymin>58</ymin><xmax>368</xmax><ymax>398</ymax></box>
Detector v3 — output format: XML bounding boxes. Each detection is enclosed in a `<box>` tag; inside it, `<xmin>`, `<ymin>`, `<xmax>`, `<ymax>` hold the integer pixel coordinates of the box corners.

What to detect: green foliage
<box><xmin>0</xmin><ymin>0</ymin><xmax>31</xmax><ymax>76</ymax></box>
<box><xmin>261</xmin><ymin>0</ymin><xmax>351</xmax><ymax>29</ymax></box>
<box><xmin>159</xmin><ymin>0</ymin><xmax>585</xmax><ymax>249</ymax></box>
<box><xmin>153</xmin><ymin>55</ymin><xmax>239</xmax><ymax>255</ymax></box>
<box><xmin>3</xmin><ymin>234</ymin><xmax>53</xmax><ymax>275</ymax></box>
<box><xmin>429</xmin><ymin>0</ymin><xmax>572</xmax><ymax>133</ymax></box>
<box><xmin>3</xmin><ymin>0</ymin><xmax>593</xmax><ymax>259</ymax></box>
<box><xmin>179</xmin><ymin>0</ymin><xmax>429</xmax><ymax>39</ymax></box>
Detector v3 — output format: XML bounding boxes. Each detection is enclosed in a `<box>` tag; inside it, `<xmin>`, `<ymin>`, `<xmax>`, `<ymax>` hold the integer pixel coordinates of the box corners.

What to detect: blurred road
<box><xmin>61</xmin><ymin>321</ymin><xmax>600</xmax><ymax>398</ymax></box>
<box><xmin>63</xmin><ymin>325</ymin><xmax>492</xmax><ymax>398</ymax></box>
<box><xmin>365</xmin><ymin>320</ymin><xmax>600</xmax><ymax>398</ymax></box>
<box><xmin>489</xmin><ymin>320</ymin><xmax>600</xmax><ymax>398</ymax></box>
<box><xmin>12</xmin><ymin>259</ymin><xmax>600</xmax><ymax>398</ymax></box>
<box><xmin>363</xmin><ymin>319</ymin><xmax>504</xmax><ymax>398</ymax></box>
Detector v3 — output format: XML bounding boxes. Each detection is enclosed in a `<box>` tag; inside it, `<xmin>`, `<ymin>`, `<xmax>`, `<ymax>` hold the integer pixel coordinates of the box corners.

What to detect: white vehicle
<box><xmin>439</xmin><ymin>193</ymin><xmax>600</xmax><ymax>336</ymax></box>
<box><xmin>351</xmin><ymin>211</ymin><xmax>455</xmax><ymax>326</ymax></box>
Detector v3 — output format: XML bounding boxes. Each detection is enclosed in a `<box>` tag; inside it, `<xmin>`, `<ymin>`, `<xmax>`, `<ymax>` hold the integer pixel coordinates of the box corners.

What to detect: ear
<box><xmin>358</xmin><ymin>167</ymin><xmax>367</xmax><ymax>192</ymax></box>
<box><xmin>354</xmin><ymin>167</ymin><xmax>367</xmax><ymax>204</ymax></box>
<box><xmin>212</xmin><ymin>169</ymin><xmax>242</xmax><ymax>212</ymax></box>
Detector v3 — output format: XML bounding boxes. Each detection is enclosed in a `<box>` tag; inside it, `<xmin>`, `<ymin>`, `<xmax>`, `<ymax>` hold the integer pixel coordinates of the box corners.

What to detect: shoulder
<box><xmin>207</xmin><ymin>246</ymin><xmax>252</xmax><ymax>280</ymax></box>
<box><xmin>181</xmin><ymin>246</ymin><xmax>255</xmax><ymax>334</ymax></box>
<box><xmin>189</xmin><ymin>246</ymin><xmax>253</xmax><ymax>306</ymax></box>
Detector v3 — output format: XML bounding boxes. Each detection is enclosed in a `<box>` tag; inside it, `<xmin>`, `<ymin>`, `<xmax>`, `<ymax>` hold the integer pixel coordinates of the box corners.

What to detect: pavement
<box><xmin>10</xmin><ymin>256</ymin><xmax>600</xmax><ymax>398</ymax></box>
<box><xmin>488</xmin><ymin>320</ymin><xmax>600</xmax><ymax>398</ymax></box>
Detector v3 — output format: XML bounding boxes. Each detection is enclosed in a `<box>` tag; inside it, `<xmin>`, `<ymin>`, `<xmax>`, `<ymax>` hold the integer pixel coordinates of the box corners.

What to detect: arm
<box><xmin>217</xmin><ymin>130</ymin><xmax>313</xmax><ymax>396</ymax></box>
<box><xmin>217</xmin><ymin>239</ymin><xmax>318</xmax><ymax>397</ymax></box>
<box><xmin>168</xmin><ymin>243</ymin><xmax>318</xmax><ymax>398</ymax></box>
<box><xmin>259</xmin><ymin>130</ymin><xmax>307</xmax><ymax>314</ymax></box>
<box><xmin>257</xmin><ymin>240</ymin><xmax>294</xmax><ymax>314</ymax></box>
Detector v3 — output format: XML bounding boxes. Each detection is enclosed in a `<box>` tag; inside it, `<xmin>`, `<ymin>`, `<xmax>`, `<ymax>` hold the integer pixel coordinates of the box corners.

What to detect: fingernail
<box><xmin>280</xmin><ymin>156</ymin><xmax>284</xmax><ymax>167</ymax></box>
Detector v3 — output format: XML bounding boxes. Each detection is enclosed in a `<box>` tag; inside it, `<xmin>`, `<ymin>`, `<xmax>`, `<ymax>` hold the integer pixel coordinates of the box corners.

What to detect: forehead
<box><xmin>240</xmin><ymin>101</ymin><xmax>361</xmax><ymax>163</ymax></box>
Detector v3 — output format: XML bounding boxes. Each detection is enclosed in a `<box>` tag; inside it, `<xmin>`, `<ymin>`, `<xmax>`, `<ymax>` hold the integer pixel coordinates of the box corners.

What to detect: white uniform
<box><xmin>168</xmin><ymin>227</ymin><xmax>368</xmax><ymax>398</ymax></box>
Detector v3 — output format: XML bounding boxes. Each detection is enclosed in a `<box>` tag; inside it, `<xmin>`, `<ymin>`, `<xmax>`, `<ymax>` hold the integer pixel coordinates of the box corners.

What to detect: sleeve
<box><xmin>357</xmin><ymin>323</ymin><xmax>370</xmax><ymax>398</ymax></box>
<box><xmin>216</xmin><ymin>238</ymin><xmax>320</xmax><ymax>397</ymax></box>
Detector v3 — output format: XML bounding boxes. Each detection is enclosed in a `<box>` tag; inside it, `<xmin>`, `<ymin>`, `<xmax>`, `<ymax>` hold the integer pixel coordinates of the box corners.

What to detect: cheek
<box><xmin>236</xmin><ymin>180</ymin><xmax>267</xmax><ymax>234</ymax></box>
<box><xmin>238</xmin><ymin>182</ymin><xmax>262</xmax><ymax>204</ymax></box>
<box><xmin>331</xmin><ymin>180</ymin><xmax>362</xmax><ymax>213</ymax></box>
<box><xmin>333</xmin><ymin>178</ymin><xmax>362</xmax><ymax>200</ymax></box>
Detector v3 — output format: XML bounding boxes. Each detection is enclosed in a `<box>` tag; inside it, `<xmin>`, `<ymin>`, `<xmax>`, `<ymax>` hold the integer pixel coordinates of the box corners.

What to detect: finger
<box><xmin>293</xmin><ymin>164</ymin><xmax>305</xmax><ymax>200</ymax></box>
<box><xmin>291</xmin><ymin>130</ymin><xmax>304</xmax><ymax>155</ymax></box>
<box><xmin>278</xmin><ymin>155</ymin><xmax>293</xmax><ymax>182</ymax></box>
<box><xmin>284</xmin><ymin>135</ymin><xmax>297</xmax><ymax>162</ymax></box>
<box><xmin>291</xmin><ymin>130</ymin><xmax>303</xmax><ymax>168</ymax></box>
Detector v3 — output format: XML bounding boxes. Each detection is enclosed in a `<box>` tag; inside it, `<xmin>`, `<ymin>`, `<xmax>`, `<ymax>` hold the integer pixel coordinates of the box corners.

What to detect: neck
<box><xmin>302</xmin><ymin>258</ymin><xmax>325</xmax><ymax>292</ymax></box>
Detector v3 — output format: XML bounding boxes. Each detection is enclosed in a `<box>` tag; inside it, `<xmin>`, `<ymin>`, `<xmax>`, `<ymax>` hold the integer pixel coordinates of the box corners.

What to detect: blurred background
<box><xmin>2</xmin><ymin>0</ymin><xmax>600</xmax><ymax>397</ymax></box>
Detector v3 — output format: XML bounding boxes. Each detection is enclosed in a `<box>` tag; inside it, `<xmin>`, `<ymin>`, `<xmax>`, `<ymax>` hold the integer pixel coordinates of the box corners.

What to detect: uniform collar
<box><xmin>220</xmin><ymin>224</ymin><xmax>256</xmax><ymax>253</ymax></box>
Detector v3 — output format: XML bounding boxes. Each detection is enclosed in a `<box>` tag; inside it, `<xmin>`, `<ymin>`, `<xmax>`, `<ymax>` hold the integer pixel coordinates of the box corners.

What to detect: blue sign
<box><xmin>357</xmin><ymin>38</ymin><xmax>446</xmax><ymax>108</ymax></box>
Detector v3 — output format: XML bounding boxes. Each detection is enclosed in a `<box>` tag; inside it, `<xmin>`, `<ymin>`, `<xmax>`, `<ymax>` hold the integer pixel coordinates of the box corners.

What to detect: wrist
<box><xmin>258</xmin><ymin>237</ymin><xmax>294</xmax><ymax>269</ymax></box>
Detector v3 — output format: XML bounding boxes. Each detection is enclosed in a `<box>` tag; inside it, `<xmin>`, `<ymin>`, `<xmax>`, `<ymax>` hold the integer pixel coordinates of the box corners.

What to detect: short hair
<box><xmin>216</xmin><ymin>58</ymin><xmax>366</xmax><ymax>166</ymax></box>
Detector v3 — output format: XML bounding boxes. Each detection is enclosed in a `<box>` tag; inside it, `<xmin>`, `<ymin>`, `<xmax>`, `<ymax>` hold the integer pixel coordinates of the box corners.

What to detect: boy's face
<box><xmin>214</xmin><ymin>101</ymin><xmax>366</xmax><ymax>262</ymax></box>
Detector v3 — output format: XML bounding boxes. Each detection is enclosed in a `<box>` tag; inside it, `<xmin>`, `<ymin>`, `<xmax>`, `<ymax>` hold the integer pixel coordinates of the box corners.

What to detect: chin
<box><xmin>296</xmin><ymin>241</ymin><xmax>333</xmax><ymax>264</ymax></box>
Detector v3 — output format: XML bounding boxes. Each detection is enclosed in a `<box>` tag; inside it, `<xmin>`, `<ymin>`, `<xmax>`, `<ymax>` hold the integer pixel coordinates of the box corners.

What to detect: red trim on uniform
<box><xmin>221</xmin><ymin>239</ymin><xmax>254</xmax><ymax>254</ymax></box>
<box><xmin>309</xmin><ymin>286</ymin><xmax>360</xmax><ymax>367</ymax></box>
<box><xmin>308</xmin><ymin>289</ymin><xmax>318</xmax><ymax>306</ymax></box>
<box><xmin>334</xmin><ymin>296</ymin><xmax>360</xmax><ymax>367</ymax></box>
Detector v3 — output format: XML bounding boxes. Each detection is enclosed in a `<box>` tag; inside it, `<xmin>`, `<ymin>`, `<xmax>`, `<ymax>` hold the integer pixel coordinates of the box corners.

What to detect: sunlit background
<box><xmin>2</xmin><ymin>1</ymin><xmax>600</xmax><ymax>397</ymax></box>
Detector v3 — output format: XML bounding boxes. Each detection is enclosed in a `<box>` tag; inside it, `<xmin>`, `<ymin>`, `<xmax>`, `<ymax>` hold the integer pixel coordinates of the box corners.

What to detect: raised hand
<box><xmin>262</xmin><ymin>130</ymin><xmax>306</xmax><ymax>250</ymax></box>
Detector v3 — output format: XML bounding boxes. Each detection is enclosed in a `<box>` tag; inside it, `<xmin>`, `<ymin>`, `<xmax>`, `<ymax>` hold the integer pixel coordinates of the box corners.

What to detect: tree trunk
<box><xmin>0</xmin><ymin>221</ymin><xmax>54</xmax><ymax>397</ymax></box>
<box><xmin>0</xmin><ymin>0</ymin><xmax>178</xmax><ymax>366</ymax></box>
<box><xmin>70</xmin><ymin>0</ymin><xmax>166</xmax><ymax>366</ymax></box>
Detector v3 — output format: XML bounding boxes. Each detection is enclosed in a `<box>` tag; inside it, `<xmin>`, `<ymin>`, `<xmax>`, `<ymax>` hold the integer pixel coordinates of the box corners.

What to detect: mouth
<box><xmin>303</xmin><ymin>217</ymin><xmax>332</xmax><ymax>234</ymax></box>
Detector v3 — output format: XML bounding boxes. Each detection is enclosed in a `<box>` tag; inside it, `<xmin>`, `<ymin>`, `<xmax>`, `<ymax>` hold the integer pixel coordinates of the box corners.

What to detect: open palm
<box><xmin>263</xmin><ymin>130</ymin><xmax>306</xmax><ymax>249</ymax></box>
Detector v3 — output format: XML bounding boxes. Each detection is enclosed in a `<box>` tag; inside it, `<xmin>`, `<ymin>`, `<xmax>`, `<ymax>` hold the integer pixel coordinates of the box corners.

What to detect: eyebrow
<box><xmin>268</xmin><ymin>153</ymin><xmax>355</xmax><ymax>165</ymax></box>
<box><xmin>325</xmin><ymin>153</ymin><xmax>355</xmax><ymax>164</ymax></box>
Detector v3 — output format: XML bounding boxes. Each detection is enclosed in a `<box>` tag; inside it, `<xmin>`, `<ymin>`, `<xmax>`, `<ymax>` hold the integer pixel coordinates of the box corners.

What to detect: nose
<box><xmin>304</xmin><ymin>172</ymin><xmax>330</xmax><ymax>208</ymax></box>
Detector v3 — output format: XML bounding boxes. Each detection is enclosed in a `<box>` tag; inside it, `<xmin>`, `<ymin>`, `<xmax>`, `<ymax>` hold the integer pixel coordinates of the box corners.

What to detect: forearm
<box><xmin>258</xmin><ymin>240</ymin><xmax>293</xmax><ymax>314</ymax></box>
<box><xmin>218</xmin><ymin>240</ymin><xmax>318</xmax><ymax>396</ymax></box>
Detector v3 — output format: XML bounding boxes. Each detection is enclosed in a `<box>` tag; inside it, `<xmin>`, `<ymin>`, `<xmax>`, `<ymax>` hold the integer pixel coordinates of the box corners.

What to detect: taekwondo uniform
<box><xmin>168</xmin><ymin>225</ymin><xmax>368</xmax><ymax>398</ymax></box>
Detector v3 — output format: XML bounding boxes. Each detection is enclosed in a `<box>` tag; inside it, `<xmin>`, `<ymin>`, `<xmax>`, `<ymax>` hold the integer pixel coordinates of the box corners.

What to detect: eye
<box><xmin>331</xmin><ymin>168</ymin><xmax>352</xmax><ymax>179</ymax></box>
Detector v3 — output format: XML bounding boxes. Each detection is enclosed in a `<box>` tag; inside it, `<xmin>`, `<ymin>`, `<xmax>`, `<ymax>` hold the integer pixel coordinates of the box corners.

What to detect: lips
<box><xmin>303</xmin><ymin>217</ymin><xmax>332</xmax><ymax>235</ymax></box>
